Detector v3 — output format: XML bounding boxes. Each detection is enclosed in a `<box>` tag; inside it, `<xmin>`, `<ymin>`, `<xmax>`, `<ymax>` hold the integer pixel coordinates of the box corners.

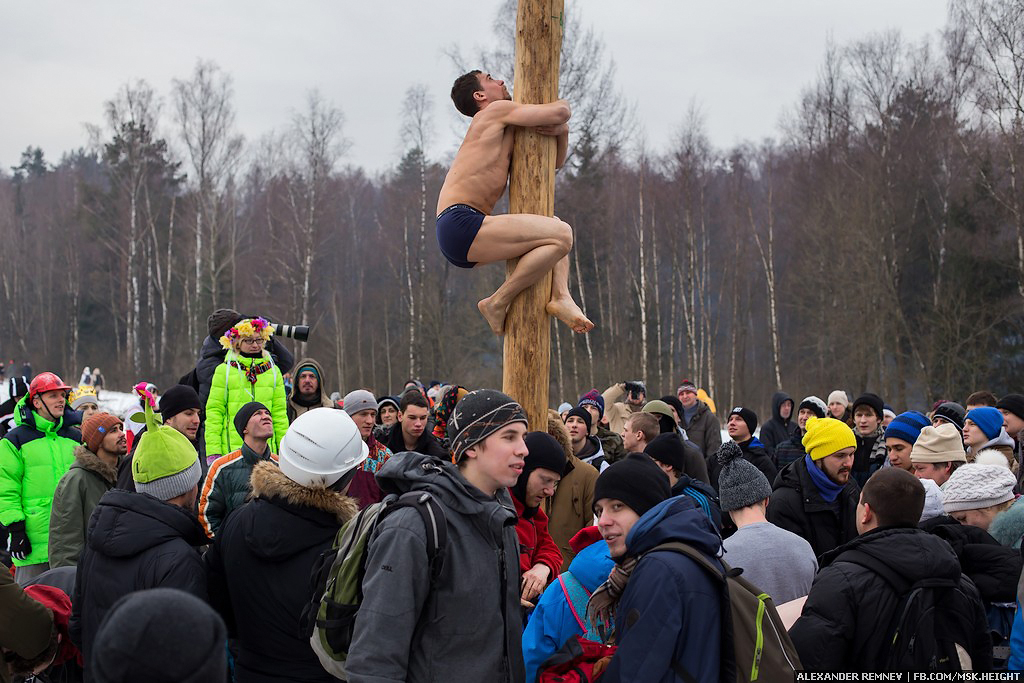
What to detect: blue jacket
<box><xmin>1010</xmin><ymin>600</ymin><xmax>1024</xmax><ymax>670</ymax></box>
<box><xmin>604</xmin><ymin>496</ymin><xmax>723</xmax><ymax>683</ymax></box>
<box><xmin>522</xmin><ymin>536</ymin><xmax>614</xmax><ymax>682</ymax></box>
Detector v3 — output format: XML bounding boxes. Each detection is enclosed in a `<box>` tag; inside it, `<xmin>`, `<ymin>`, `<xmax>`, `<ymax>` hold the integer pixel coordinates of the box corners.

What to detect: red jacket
<box><xmin>512</xmin><ymin>494</ymin><xmax>563</xmax><ymax>576</ymax></box>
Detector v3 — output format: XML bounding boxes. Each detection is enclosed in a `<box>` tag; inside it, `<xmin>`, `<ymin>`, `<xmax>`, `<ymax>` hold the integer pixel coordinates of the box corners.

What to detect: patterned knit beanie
<box><xmin>448</xmin><ymin>389</ymin><xmax>528</xmax><ymax>461</ymax></box>
<box><xmin>942</xmin><ymin>463</ymin><xmax>1016</xmax><ymax>513</ymax></box>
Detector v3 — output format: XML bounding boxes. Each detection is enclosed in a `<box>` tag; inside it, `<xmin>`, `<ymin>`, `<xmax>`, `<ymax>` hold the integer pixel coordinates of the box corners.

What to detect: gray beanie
<box><xmin>942</xmin><ymin>463</ymin><xmax>1016</xmax><ymax>513</ymax></box>
<box><xmin>342</xmin><ymin>390</ymin><xmax>377</xmax><ymax>417</ymax></box>
<box><xmin>715</xmin><ymin>441</ymin><xmax>772</xmax><ymax>512</ymax></box>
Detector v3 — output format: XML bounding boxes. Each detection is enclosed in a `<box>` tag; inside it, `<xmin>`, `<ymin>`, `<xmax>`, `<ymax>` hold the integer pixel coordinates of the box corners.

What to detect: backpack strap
<box><xmin>377</xmin><ymin>491</ymin><xmax>449</xmax><ymax>588</ymax></box>
<box><xmin>559</xmin><ymin>571</ymin><xmax>603</xmax><ymax>640</ymax></box>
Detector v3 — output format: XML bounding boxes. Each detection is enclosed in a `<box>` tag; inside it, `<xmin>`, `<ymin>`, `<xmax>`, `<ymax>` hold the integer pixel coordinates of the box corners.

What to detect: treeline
<box><xmin>2</xmin><ymin>0</ymin><xmax>1023</xmax><ymax>419</ymax></box>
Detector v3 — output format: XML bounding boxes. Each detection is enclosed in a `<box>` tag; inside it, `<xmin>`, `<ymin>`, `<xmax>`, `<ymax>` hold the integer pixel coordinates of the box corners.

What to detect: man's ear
<box><xmin>860</xmin><ymin>501</ymin><xmax>874</xmax><ymax>527</ymax></box>
<box><xmin>473</xmin><ymin>89</ymin><xmax>486</xmax><ymax>102</ymax></box>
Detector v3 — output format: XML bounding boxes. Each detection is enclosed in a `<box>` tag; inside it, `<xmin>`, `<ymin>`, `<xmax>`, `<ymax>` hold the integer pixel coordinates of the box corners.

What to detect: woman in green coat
<box><xmin>204</xmin><ymin>318</ymin><xmax>289</xmax><ymax>458</ymax></box>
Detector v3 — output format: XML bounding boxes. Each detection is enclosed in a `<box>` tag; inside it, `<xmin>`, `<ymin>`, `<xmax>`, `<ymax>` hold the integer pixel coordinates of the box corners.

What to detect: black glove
<box><xmin>9</xmin><ymin>520</ymin><xmax>30</xmax><ymax>561</ymax></box>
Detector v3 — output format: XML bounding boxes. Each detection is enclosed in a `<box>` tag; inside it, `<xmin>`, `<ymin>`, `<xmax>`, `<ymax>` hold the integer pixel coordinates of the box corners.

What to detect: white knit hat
<box><xmin>827</xmin><ymin>390</ymin><xmax>850</xmax><ymax>408</ymax></box>
<box><xmin>919</xmin><ymin>478</ymin><xmax>945</xmax><ymax>523</ymax></box>
<box><xmin>942</xmin><ymin>464</ymin><xmax>1016</xmax><ymax>513</ymax></box>
<box><xmin>974</xmin><ymin>449</ymin><xmax>1012</xmax><ymax>469</ymax></box>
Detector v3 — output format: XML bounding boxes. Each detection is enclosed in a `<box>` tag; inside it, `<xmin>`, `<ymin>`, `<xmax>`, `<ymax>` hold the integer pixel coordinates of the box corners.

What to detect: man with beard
<box><xmin>70</xmin><ymin>404</ymin><xmax>207</xmax><ymax>675</ymax></box>
<box><xmin>116</xmin><ymin>385</ymin><xmax>202</xmax><ymax>492</ymax></box>
<box><xmin>767</xmin><ymin>416</ymin><xmax>861</xmax><ymax>556</ymax></box>
<box><xmin>286</xmin><ymin>358</ymin><xmax>334</xmax><ymax>422</ymax></box>
<box><xmin>49</xmin><ymin>413</ymin><xmax>127</xmax><ymax>568</ymax></box>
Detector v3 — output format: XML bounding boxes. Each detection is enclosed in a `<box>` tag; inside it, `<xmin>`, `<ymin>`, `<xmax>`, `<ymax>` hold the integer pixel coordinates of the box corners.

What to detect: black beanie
<box><xmin>852</xmin><ymin>392</ymin><xmax>885</xmax><ymax>420</ymax></box>
<box><xmin>644</xmin><ymin>432</ymin><xmax>686</xmax><ymax>472</ymax></box>
<box><xmin>729</xmin><ymin>406</ymin><xmax>758</xmax><ymax>435</ymax></box>
<box><xmin>207</xmin><ymin>308</ymin><xmax>242</xmax><ymax>339</ymax></box>
<box><xmin>565</xmin><ymin>407</ymin><xmax>592</xmax><ymax>434</ymax></box>
<box><xmin>996</xmin><ymin>394</ymin><xmax>1024</xmax><ymax>422</ymax></box>
<box><xmin>512</xmin><ymin>431</ymin><xmax>570</xmax><ymax>511</ymax></box>
<box><xmin>933</xmin><ymin>401</ymin><xmax>966</xmax><ymax>431</ymax></box>
<box><xmin>660</xmin><ymin>395</ymin><xmax>685</xmax><ymax>419</ymax></box>
<box><xmin>593</xmin><ymin>453</ymin><xmax>671</xmax><ymax>518</ymax></box>
<box><xmin>234</xmin><ymin>401</ymin><xmax>269</xmax><ymax>438</ymax></box>
<box><xmin>159</xmin><ymin>385</ymin><xmax>201</xmax><ymax>421</ymax></box>
<box><xmin>92</xmin><ymin>588</ymin><xmax>226</xmax><ymax>683</ymax></box>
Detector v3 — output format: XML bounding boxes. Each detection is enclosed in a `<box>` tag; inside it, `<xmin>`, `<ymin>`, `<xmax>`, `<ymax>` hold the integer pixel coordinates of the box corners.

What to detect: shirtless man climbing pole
<box><xmin>436</xmin><ymin>70</ymin><xmax>594</xmax><ymax>336</ymax></box>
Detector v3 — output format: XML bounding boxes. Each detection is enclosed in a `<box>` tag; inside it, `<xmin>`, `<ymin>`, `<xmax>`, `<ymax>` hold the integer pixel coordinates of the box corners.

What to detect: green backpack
<box><xmin>302</xmin><ymin>490</ymin><xmax>448</xmax><ymax>679</ymax></box>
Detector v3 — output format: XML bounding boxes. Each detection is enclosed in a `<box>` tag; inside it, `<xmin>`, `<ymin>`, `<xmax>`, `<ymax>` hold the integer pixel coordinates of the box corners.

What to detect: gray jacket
<box><xmin>685</xmin><ymin>400</ymin><xmax>722</xmax><ymax>461</ymax></box>
<box><xmin>346</xmin><ymin>451</ymin><xmax>525</xmax><ymax>683</ymax></box>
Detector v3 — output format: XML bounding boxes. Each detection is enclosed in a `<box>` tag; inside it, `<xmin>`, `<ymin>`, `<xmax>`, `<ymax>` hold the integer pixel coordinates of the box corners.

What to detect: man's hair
<box><xmin>451</xmin><ymin>70</ymin><xmax>483</xmax><ymax>117</ymax></box>
<box><xmin>626</xmin><ymin>412</ymin><xmax>660</xmax><ymax>444</ymax></box>
<box><xmin>861</xmin><ymin>468</ymin><xmax>925</xmax><ymax>527</ymax></box>
<box><xmin>400</xmin><ymin>388</ymin><xmax>429</xmax><ymax>412</ymax></box>
<box><xmin>966</xmin><ymin>390</ymin><xmax>998</xmax><ymax>407</ymax></box>
<box><xmin>853</xmin><ymin>404</ymin><xmax>879</xmax><ymax>418</ymax></box>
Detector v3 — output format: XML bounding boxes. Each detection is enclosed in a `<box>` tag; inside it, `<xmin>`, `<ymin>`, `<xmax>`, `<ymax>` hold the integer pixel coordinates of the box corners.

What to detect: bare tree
<box><xmin>171</xmin><ymin>60</ymin><xmax>244</xmax><ymax>338</ymax></box>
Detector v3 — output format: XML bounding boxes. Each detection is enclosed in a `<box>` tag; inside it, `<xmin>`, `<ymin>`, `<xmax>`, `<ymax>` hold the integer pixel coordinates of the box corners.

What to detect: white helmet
<box><xmin>278</xmin><ymin>408</ymin><xmax>369</xmax><ymax>487</ymax></box>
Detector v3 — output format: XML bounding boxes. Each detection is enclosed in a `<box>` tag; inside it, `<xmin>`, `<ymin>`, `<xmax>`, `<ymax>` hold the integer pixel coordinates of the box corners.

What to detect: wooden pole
<box><xmin>502</xmin><ymin>0</ymin><xmax>564</xmax><ymax>430</ymax></box>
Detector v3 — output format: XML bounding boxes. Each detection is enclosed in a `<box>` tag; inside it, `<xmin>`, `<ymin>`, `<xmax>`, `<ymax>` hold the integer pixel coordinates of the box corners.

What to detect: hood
<box><xmin>289</xmin><ymin>357</ymin><xmax>329</xmax><ymax>402</ymax></box>
<box><xmin>824</xmin><ymin>526</ymin><xmax>961</xmax><ymax>583</ymax></box>
<box><xmin>71</xmin><ymin>444</ymin><xmax>118</xmax><ymax>485</ymax></box>
<box><xmin>978</xmin><ymin>429</ymin><xmax>1016</xmax><ymax>452</ymax></box>
<box><xmin>579</xmin><ymin>435</ymin><xmax>604</xmax><ymax>464</ymax></box>
<box><xmin>199</xmin><ymin>334</ymin><xmax>227</xmax><ymax>362</ymax></box>
<box><xmin>742</xmin><ymin>436</ymin><xmax>767</xmax><ymax>454</ymax></box>
<box><xmin>376</xmin><ymin>450</ymin><xmax>517</xmax><ymax>525</ymax></box>
<box><xmin>242</xmin><ymin>461</ymin><xmax>357</xmax><ymax>561</ymax></box>
<box><xmin>88</xmin><ymin>490</ymin><xmax>208</xmax><ymax>557</ymax></box>
<box><xmin>567</xmin><ymin>533</ymin><xmax>614</xmax><ymax>592</ymax></box>
<box><xmin>988</xmin><ymin>496</ymin><xmax>1024</xmax><ymax>548</ymax></box>
<box><xmin>624</xmin><ymin>494</ymin><xmax>722</xmax><ymax>559</ymax></box>
<box><xmin>771</xmin><ymin>391</ymin><xmax>793</xmax><ymax>423</ymax></box>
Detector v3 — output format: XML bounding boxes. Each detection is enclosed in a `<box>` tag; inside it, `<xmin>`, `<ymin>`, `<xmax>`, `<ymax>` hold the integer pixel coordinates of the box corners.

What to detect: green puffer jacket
<box><xmin>49</xmin><ymin>445</ymin><xmax>118</xmax><ymax>568</ymax></box>
<box><xmin>204</xmin><ymin>350</ymin><xmax>289</xmax><ymax>458</ymax></box>
<box><xmin>0</xmin><ymin>397</ymin><xmax>80</xmax><ymax>566</ymax></box>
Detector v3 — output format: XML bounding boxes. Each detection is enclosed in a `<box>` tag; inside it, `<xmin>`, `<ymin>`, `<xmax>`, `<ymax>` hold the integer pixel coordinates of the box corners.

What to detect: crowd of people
<box><xmin>2</xmin><ymin>309</ymin><xmax>1024</xmax><ymax>681</ymax></box>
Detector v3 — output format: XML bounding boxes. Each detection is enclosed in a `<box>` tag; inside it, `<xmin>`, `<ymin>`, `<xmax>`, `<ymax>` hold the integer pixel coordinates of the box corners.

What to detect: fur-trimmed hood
<box><xmin>249</xmin><ymin>460</ymin><xmax>358</xmax><ymax>524</ymax></box>
<box><xmin>71</xmin><ymin>444</ymin><xmax>118</xmax><ymax>485</ymax></box>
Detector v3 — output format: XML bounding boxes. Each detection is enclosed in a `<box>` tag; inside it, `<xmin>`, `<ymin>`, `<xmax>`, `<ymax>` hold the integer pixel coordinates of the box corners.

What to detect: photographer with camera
<box><xmin>601</xmin><ymin>380</ymin><xmax>647</xmax><ymax>434</ymax></box>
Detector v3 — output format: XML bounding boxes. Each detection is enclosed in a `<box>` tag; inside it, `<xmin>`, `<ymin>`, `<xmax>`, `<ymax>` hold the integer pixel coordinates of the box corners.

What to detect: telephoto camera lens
<box><xmin>275</xmin><ymin>324</ymin><xmax>310</xmax><ymax>342</ymax></box>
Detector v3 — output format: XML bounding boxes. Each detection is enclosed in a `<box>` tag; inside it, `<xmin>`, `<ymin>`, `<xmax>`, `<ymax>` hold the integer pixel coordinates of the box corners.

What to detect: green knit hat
<box><xmin>132</xmin><ymin>400</ymin><xmax>201</xmax><ymax>501</ymax></box>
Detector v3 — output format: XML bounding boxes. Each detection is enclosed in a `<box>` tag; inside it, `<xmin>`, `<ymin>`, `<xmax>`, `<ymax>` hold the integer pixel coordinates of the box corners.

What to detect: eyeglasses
<box><xmin>240</xmin><ymin>338</ymin><xmax>265</xmax><ymax>345</ymax></box>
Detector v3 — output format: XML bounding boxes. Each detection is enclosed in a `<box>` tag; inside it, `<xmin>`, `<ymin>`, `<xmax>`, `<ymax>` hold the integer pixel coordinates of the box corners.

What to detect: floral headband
<box><xmin>220</xmin><ymin>317</ymin><xmax>276</xmax><ymax>351</ymax></box>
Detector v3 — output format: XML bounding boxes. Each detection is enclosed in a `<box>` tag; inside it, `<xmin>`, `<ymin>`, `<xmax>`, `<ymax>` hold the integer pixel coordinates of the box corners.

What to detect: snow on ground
<box><xmin>0</xmin><ymin>382</ymin><xmax>139</xmax><ymax>419</ymax></box>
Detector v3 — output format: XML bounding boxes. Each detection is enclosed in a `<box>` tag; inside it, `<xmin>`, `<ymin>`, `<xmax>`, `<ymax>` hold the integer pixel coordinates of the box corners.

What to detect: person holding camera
<box><xmin>204</xmin><ymin>318</ymin><xmax>289</xmax><ymax>459</ymax></box>
<box><xmin>601</xmin><ymin>380</ymin><xmax>647</xmax><ymax>434</ymax></box>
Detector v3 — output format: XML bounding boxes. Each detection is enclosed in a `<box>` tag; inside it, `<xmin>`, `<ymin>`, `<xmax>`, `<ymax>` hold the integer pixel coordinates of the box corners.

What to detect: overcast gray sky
<box><xmin>1</xmin><ymin>1</ymin><xmax>950</xmax><ymax>174</ymax></box>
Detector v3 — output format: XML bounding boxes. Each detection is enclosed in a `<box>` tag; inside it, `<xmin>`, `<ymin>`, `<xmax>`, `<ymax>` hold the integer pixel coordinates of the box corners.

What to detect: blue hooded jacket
<box><xmin>603</xmin><ymin>495</ymin><xmax>723</xmax><ymax>683</ymax></box>
<box><xmin>522</xmin><ymin>535</ymin><xmax>614</xmax><ymax>682</ymax></box>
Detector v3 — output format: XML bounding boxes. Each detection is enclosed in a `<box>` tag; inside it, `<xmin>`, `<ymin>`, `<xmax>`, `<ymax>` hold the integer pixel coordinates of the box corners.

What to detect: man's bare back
<box><xmin>436</xmin><ymin>71</ymin><xmax>593</xmax><ymax>336</ymax></box>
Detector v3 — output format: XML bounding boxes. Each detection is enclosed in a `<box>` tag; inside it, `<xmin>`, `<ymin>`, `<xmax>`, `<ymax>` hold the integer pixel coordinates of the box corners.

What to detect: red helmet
<box><xmin>28</xmin><ymin>372</ymin><xmax>73</xmax><ymax>400</ymax></box>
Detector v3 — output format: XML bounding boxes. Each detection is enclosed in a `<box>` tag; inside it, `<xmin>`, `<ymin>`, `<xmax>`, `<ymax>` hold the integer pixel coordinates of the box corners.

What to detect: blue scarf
<box><xmin>804</xmin><ymin>454</ymin><xmax>844</xmax><ymax>503</ymax></box>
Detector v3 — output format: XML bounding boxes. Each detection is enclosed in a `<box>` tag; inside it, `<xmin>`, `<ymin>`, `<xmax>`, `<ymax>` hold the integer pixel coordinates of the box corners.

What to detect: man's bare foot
<box><xmin>478</xmin><ymin>297</ymin><xmax>508</xmax><ymax>336</ymax></box>
<box><xmin>546</xmin><ymin>296</ymin><xmax>594</xmax><ymax>334</ymax></box>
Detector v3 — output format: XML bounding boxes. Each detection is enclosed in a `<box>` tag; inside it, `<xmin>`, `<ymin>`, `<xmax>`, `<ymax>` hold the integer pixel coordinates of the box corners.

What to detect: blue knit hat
<box><xmin>884</xmin><ymin>411</ymin><xmax>931</xmax><ymax>445</ymax></box>
<box><xmin>966</xmin><ymin>406</ymin><xmax>1004</xmax><ymax>440</ymax></box>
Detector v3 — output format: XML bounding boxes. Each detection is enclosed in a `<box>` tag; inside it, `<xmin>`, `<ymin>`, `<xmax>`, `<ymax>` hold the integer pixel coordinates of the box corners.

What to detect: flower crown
<box><xmin>220</xmin><ymin>317</ymin><xmax>276</xmax><ymax>351</ymax></box>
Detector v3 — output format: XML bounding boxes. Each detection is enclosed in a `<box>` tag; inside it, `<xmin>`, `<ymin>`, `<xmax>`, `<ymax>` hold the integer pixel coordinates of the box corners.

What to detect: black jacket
<box><xmin>382</xmin><ymin>422</ymin><xmax>449</xmax><ymax>461</ymax></box>
<box><xmin>707</xmin><ymin>437</ymin><xmax>777</xmax><ymax>493</ymax></box>
<box><xmin>921</xmin><ymin>515</ymin><xmax>1023</xmax><ymax>603</ymax></box>
<box><xmin>766</xmin><ymin>456</ymin><xmax>859</xmax><ymax>557</ymax></box>
<box><xmin>759</xmin><ymin>391</ymin><xmax>797</xmax><ymax>461</ymax></box>
<box><xmin>69</xmin><ymin>490</ymin><xmax>208</xmax><ymax>676</ymax></box>
<box><xmin>790</xmin><ymin>526</ymin><xmax>992</xmax><ymax>671</ymax></box>
<box><xmin>205</xmin><ymin>462</ymin><xmax>358</xmax><ymax>683</ymax></box>
<box><xmin>774</xmin><ymin>428</ymin><xmax>807</xmax><ymax>470</ymax></box>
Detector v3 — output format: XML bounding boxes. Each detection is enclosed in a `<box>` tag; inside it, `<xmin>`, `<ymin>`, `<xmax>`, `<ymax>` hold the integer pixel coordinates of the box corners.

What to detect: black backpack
<box><xmin>841</xmin><ymin>549</ymin><xmax>969</xmax><ymax>670</ymax></box>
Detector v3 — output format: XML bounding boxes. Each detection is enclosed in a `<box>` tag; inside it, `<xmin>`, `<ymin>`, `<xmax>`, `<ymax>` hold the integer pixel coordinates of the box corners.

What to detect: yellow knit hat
<box><xmin>802</xmin><ymin>417</ymin><xmax>857</xmax><ymax>461</ymax></box>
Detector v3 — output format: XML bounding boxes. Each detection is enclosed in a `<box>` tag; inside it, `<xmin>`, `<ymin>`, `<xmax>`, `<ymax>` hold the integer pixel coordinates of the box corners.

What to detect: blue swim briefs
<box><xmin>436</xmin><ymin>203</ymin><xmax>485</xmax><ymax>269</ymax></box>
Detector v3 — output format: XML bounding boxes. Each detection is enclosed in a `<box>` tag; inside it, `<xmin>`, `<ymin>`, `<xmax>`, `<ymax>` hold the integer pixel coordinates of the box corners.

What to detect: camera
<box><xmin>275</xmin><ymin>323</ymin><xmax>311</xmax><ymax>342</ymax></box>
<box><xmin>624</xmin><ymin>380</ymin><xmax>646</xmax><ymax>401</ymax></box>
